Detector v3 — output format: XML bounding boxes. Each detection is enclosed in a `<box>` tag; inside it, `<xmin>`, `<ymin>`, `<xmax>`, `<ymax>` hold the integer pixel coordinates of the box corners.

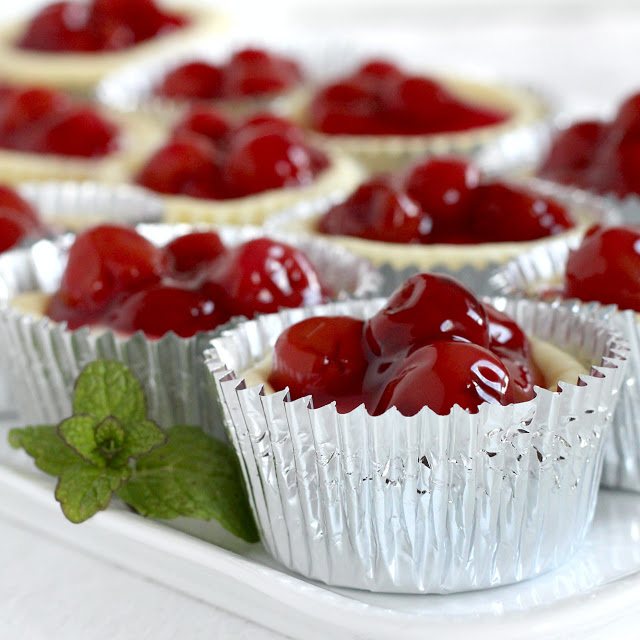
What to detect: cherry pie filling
<box><xmin>46</xmin><ymin>225</ymin><xmax>333</xmax><ymax>339</ymax></box>
<box><xmin>309</xmin><ymin>59</ymin><xmax>510</xmax><ymax>136</ymax></box>
<box><xmin>136</xmin><ymin>108</ymin><xmax>329</xmax><ymax>199</ymax></box>
<box><xmin>0</xmin><ymin>85</ymin><xmax>119</xmax><ymax>157</ymax></box>
<box><xmin>318</xmin><ymin>157</ymin><xmax>574</xmax><ymax>244</ymax></box>
<box><xmin>268</xmin><ymin>273</ymin><xmax>545</xmax><ymax>416</ymax></box>
<box><xmin>155</xmin><ymin>48</ymin><xmax>303</xmax><ymax>101</ymax></box>
<box><xmin>0</xmin><ymin>184</ymin><xmax>45</xmax><ymax>251</ymax></box>
<box><xmin>16</xmin><ymin>0</ymin><xmax>188</xmax><ymax>53</ymax></box>
<box><xmin>538</xmin><ymin>91</ymin><xmax>640</xmax><ymax>198</ymax></box>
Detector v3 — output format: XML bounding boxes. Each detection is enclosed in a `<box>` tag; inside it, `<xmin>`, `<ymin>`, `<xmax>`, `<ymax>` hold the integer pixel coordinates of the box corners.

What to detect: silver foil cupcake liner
<box><xmin>17</xmin><ymin>180</ymin><xmax>165</xmax><ymax>231</ymax></box>
<box><xmin>0</xmin><ymin>224</ymin><xmax>381</xmax><ymax>438</ymax></box>
<box><xmin>491</xmin><ymin>240</ymin><xmax>640</xmax><ymax>492</ymax></box>
<box><xmin>205</xmin><ymin>296</ymin><xmax>628</xmax><ymax>593</ymax></box>
<box><xmin>266</xmin><ymin>178</ymin><xmax>620</xmax><ymax>296</ymax></box>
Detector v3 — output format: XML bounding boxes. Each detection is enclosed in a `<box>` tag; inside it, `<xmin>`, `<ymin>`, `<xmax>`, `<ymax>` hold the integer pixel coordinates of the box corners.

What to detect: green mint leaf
<box><xmin>116</xmin><ymin>419</ymin><xmax>166</xmax><ymax>466</ymax></box>
<box><xmin>55</xmin><ymin>463</ymin><xmax>131</xmax><ymax>523</ymax></box>
<box><xmin>9</xmin><ymin>425</ymin><xmax>83</xmax><ymax>476</ymax></box>
<box><xmin>58</xmin><ymin>415</ymin><xmax>104</xmax><ymax>468</ymax></box>
<box><xmin>118</xmin><ymin>425</ymin><xmax>259</xmax><ymax>543</ymax></box>
<box><xmin>73</xmin><ymin>360</ymin><xmax>146</xmax><ymax>427</ymax></box>
<box><xmin>95</xmin><ymin>416</ymin><xmax>126</xmax><ymax>455</ymax></box>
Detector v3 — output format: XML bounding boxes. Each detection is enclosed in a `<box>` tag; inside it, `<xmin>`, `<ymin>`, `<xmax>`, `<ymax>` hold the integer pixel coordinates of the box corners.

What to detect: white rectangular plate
<box><xmin>3</xmin><ymin>424</ymin><xmax>640</xmax><ymax>640</ymax></box>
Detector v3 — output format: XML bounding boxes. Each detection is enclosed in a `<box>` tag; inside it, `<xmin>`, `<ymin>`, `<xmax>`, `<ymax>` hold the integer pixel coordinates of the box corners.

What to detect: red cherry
<box><xmin>356</xmin><ymin>60</ymin><xmax>403</xmax><ymax>82</ymax></box>
<box><xmin>223</xmin><ymin>129</ymin><xmax>324</xmax><ymax>197</ymax></box>
<box><xmin>0</xmin><ymin>88</ymin><xmax>72</xmax><ymax>146</ymax></box>
<box><xmin>156</xmin><ymin>62</ymin><xmax>224</xmax><ymax>100</ymax></box>
<box><xmin>240</xmin><ymin>113</ymin><xmax>303</xmax><ymax>141</ymax></box>
<box><xmin>469</xmin><ymin>183</ymin><xmax>574</xmax><ymax>241</ymax></box>
<box><xmin>538</xmin><ymin>121</ymin><xmax>605</xmax><ymax>181</ymax></box>
<box><xmin>0</xmin><ymin>185</ymin><xmax>41</xmax><ymax>228</ymax></box>
<box><xmin>223</xmin><ymin>48</ymin><xmax>302</xmax><ymax>98</ymax></box>
<box><xmin>363</xmin><ymin>273</ymin><xmax>490</xmax><ymax>360</ymax></box>
<box><xmin>610</xmin><ymin>92</ymin><xmax>640</xmax><ymax>141</ymax></box>
<box><xmin>88</xmin><ymin>0</ymin><xmax>186</xmax><ymax>50</ymax></box>
<box><xmin>564</xmin><ymin>224</ymin><xmax>640</xmax><ymax>311</ymax></box>
<box><xmin>172</xmin><ymin>107</ymin><xmax>231</xmax><ymax>146</ymax></box>
<box><xmin>372</xmin><ymin>341</ymin><xmax>514</xmax><ymax>416</ymax></box>
<box><xmin>483</xmin><ymin>303</ymin><xmax>530</xmax><ymax>358</ymax></box>
<box><xmin>387</xmin><ymin>76</ymin><xmax>448</xmax><ymax>127</ymax></box>
<box><xmin>309</xmin><ymin>81</ymin><xmax>381</xmax><ymax>135</ymax></box>
<box><xmin>210</xmin><ymin>237</ymin><xmax>329</xmax><ymax>317</ymax></box>
<box><xmin>0</xmin><ymin>207</ymin><xmax>40</xmax><ymax>252</ymax></box>
<box><xmin>35</xmin><ymin>107</ymin><xmax>119</xmax><ymax>157</ymax></box>
<box><xmin>103</xmin><ymin>284</ymin><xmax>230</xmax><ymax>339</ymax></box>
<box><xmin>136</xmin><ymin>137</ymin><xmax>226</xmax><ymax>199</ymax></box>
<box><xmin>52</xmin><ymin>224</ymin><xmax>168</xmax><ymax>316</ymax></box>
<box><xmin>404</xmin><ymin>157</ymin><xmax>480</xmax><ymax>233</ymax></box>
<box><xmin>318</xmin><ymin>179</ymin><xmax>430</xmax><ymax>243</ymax></box>
<box><xmin>165</xmin><ymin>231</ymin><xmax>226</xmax><ymax>274</ymax></box>
<box><xmin>16</xmin><ymin>2</ymin><xmax>99</xmax><ymax>52</ymax></box>
<box><xmin>269</xmin><ymin>316</ymin><xmax>368</xmax><ymax>411</ymax></box>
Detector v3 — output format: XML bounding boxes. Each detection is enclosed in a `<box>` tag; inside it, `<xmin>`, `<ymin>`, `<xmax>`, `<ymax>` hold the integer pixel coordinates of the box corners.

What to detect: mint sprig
<box><xmin>9</xmin><ymin>360</ymin><xmax>259</xmax><ymax>543</ymax></box>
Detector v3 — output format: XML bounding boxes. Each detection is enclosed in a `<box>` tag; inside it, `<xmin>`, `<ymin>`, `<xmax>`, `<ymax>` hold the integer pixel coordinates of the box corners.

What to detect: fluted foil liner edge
<box><xmin>204</xmin><ymin>296</ymin><xmax>628</xmax><ymax>593</ymax></box>
<box><xmin>490</xmin><ymin>240</ymin><xmax>640</xmax><ymax>492</ymax></box>
<box><xmin>0</xmin><ymin>224</ymin><xmax>381</xmax><ymax>436</ymax></box>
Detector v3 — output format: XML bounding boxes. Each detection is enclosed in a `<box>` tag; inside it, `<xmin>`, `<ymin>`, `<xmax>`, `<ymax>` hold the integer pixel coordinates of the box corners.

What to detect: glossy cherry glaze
<box><xmin>156</xmin><ymin>48</ymin><xmax>303</xmax><ymax>100</ymax></box>
<box><xmin>564</xmin><ymin>224</ymin><xmax>640</xmax><ymax>312</ymax></box>
<box><xmin>136</xmin><ymin>108</ymin><xmax>328</xmax><ymax>200</ymax></box>
<box><xmin>318</xmin><ymin>157</ymin><xmax>574</xmax><ymax>244</ymax></box>
<box><xmin>309</xmin><ymin>59</ymin><xmax>509</xmax><ymax>136</ymax></box>
<box><xmin>0</xmin><ymin>184</ymin><xmax>45</xmax><ymax>252</ymax></box>
<box><xmin>17</xmin><ymin>0</ymin><xmax>188</xmax><ymax>53</ymax></box>
<box><xmin>0</xmin><ymin>85</ymin><xmax>118</xmax><ymax>157</ymax></box>
<box><xmin>46</xmin><ymin>225</ymin><xmax>332</xmax><ymax>338</ymax></box>
<box><xmin>269</xmin><ymin>273</ymin><xmax>543</xmax><ymax>416</ymax></box>
<box><xmin>538</xmin><ymin>91</ymin><xmax>640</xmax><ymax>197</ymax></box>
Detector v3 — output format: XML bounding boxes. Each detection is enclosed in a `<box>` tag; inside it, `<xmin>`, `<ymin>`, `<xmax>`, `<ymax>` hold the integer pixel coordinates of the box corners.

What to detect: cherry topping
<box><xmin>136</xmin><ymin>137</ymin><xmax>226</xmax><ymax>199</ymax></box>
<box><xmin>564</xmin><ymin>224</ymin><xmax>640</xmax><ymax>311</ymax></box>
<box><xmin>104</xmin><ymin>284</ymin><xmax>230</xmax><ymax>339</ymax></box>
<box><xmin>157</xmin><ymin>61</ymin><xmax>224</xmax><ymax>100</ymax></box>
<box><xmin>223</xmin><ymin>129</ymin><xmax>326</xmax><ymax>197</ymax></box>
<box><xmin>0</xmin><ymin>207</ymin><xmax>39</xmax><ymax>252</ymax></box>
<box><xmin>171</xmin><ymin>108</ymin><xmax>231</xmax><ymax>146</ymax></box>
<box><xmin>51</xmin><ymin>225</ymin><xmax>168</xmax><ymax>316</ymax></box>
<box><xmin>363</xmin><ymin>273</ymin><xmax>490</xmax><ymax>360</ymax></box>
<box><xmin>318</xmin><ymin>179</ymin><xmax>430</xmax><ymax>243</ymax></box>
<box><xmin>404</xmin><ymin>157</ymin><xmax>480</xmax><ymax>234</ymax></box>
<box><xmin>18</xmin><ymin>0</ymin><xmax>186</xmax><ymax>53</ymax></box>
<box><xmin>269</xmin><ymin>316</ymin><xmax>368</xmax><ymax>411</ymax></box>
<box><xmin>210</xmin><ymin>237</ymin><xmax>329</xmax><ymax>318</ymax></box>
<box><xmin>35</xmin><ymin>107</ymin><xmax>119</xmax><ymax>157</ymax></box>
<box><xmin>469</xmin><ymin>183</ymin><xmax>574</xmax><ymax>242</ymax></box>
<box><xmin>372</xmin><ymin>341</ymin><xmax>514</xmax><ymax>416</ymax></box>
<box><xmin>165</xmin><ymin>231</ymin><xmax>226</xmax><ymax>274</ymax></box>
<box><xmin>309</xmin><ymin>59</ymin><xmax>509</xmax><ymax>136</ymax></box>
<box><xmin>0</xmin><ymin>185</ymin><xmax>41</xmax><ymax>229</ymax></box>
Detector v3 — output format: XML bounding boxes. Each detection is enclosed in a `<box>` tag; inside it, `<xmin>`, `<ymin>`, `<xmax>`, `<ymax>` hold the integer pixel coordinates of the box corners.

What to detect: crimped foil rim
<box><xmin>489</xmin><ymin>239</ymin><xmax>640</xmax><ymax>492</ymax></box>
<box><xmin>16</xmin><ymin>180</ymin><xmax>165</xmax><ymax>230</ymax></box>
<box><xmin>0</xmin><ymin>224</ymin><xmax>381</xmax><ymax>435</ymax></box>
<box><xmin>204</xmin><ymin>296</ymin><xmax>628</xmax><ymax>593</ymax></box>
<box><xmin>265</xmin><ymin>177</ymin><xmax>619</xmax><ymax>294</ymax></box>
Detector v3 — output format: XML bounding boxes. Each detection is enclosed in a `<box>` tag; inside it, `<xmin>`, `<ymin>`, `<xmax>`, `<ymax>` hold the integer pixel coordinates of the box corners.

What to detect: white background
<box><xmin>3</xmin><ymin>1</ymin><xmax>640</xmax><ymax>639</ymax></box>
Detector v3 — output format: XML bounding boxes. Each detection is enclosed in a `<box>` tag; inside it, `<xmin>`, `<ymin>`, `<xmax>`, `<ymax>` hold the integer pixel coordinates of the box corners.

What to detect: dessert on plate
<box><xmin>207</xmin><ymin>273</ymin><xmax>627</xmax><ymax>593</ymax></box>
<box><xmin>538</xmin><ymin>91</ymin><xmax>640</xmax><ymax>199</ymax></box>
<box><xmin>492</xmin><ymin>223</ymin><xmax>640</xmax><ymax>492</ymax></box>
<box><xmin>0</xmin><ymin>220</ymin><xmax>379</xmax><ymax>434</ymax></box>
<box><xmin>0</xmin><ymin>84</ymin><xmax>161</xmax><ymax>182</ymax></box>
<box><xmin>296</xmin><ymin>58</ymin><xmax>551</xmax><ymax>171</ymax></box>
<box><xmin>134</xmin><ymin>108</ymin><xmax>365</xmax><ymax>225</ymax></box>
<box><xmin>0</xmin><ymin>0</ymin><xmax>226</xmax><ymax>92</ymax></box>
